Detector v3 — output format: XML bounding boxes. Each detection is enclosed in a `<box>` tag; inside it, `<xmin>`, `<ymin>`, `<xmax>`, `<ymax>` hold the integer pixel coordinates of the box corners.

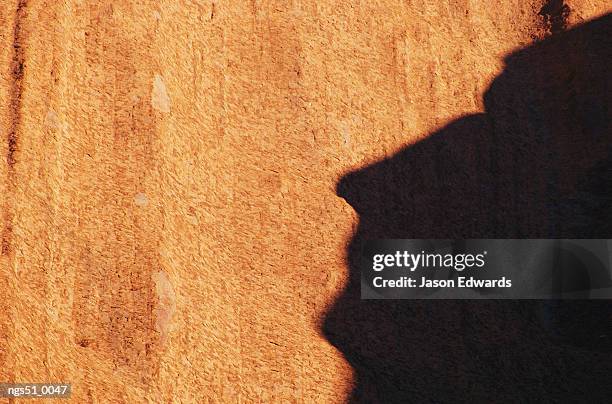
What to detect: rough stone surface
<box><xmin>0</xmin><ymin>1</ymin><xmax>609</xmax><ymax>402</ymax></box>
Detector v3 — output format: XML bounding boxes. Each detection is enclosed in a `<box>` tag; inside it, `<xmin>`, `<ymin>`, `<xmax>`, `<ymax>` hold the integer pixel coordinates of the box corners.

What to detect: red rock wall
<box><xmin>0</xmin><ymin>1</ymin><xmax>609</xmax><ymax>402</ymax></box>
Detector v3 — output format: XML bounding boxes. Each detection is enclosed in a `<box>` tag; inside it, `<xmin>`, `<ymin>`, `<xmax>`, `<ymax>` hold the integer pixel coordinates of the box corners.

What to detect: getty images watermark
<box><xmin>362</xmin><ymin>240</ymin><xmax>612</xmax><ymax>299</ymax></box>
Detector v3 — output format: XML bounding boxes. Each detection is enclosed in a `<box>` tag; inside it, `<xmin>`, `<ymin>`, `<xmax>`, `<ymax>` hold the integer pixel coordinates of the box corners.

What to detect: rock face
<box><xmin>328</xmin><ymin>13</ymin><xmax>611</xmax><ymax>403</ymax></box>
<box><xmin>0</xmin><ymin>1</ymin><xmax>609</xmax><ymax>402</ymax></box>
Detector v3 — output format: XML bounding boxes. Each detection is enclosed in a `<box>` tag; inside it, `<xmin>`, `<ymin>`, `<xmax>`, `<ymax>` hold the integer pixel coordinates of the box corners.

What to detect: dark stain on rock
<box><xmin>7</xmin><ymin>0</ymin><xmax>27</xmax><ymax>169</ymax></box>
<box><xmin>2</xmin><ymin>1</ymin><xmax>28</xmax><ymax>257</ymax></box>
<box><xmin>539</xmin><ymin>0</ymin><xmax>571</xmax><ymax>35</ymax></box>
<box><xmin>1</xmin><ymin>224</ymin><xmax>11</xmax><ymax>256</ymax></box>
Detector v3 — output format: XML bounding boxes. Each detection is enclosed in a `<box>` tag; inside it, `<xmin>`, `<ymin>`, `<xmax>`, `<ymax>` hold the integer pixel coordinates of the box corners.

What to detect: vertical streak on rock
<box><xmin>0</xmin><ymin>0</ymin><xmax>27</xmax><ymax>387</ymax></box>
<box><xmin>6</xmin><ymin>0</ymin><xmax>25</xmax><ymax>169</ymax></box>
<box><xmin>69</xmin><ymin>2</ymin><xmax>163</xmax><ymax>386</ymax></box>
<box><xmin>2</xmin><ymin>0</ymin><xmax>26</xmax><ymax>257</ymax></box>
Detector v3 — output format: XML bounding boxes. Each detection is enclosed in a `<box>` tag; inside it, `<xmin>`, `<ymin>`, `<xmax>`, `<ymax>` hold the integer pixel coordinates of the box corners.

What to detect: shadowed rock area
<box><xmin>325</xmin><ymin>14</ymin><xmax>611</xmax><ymax>403</ymax></box>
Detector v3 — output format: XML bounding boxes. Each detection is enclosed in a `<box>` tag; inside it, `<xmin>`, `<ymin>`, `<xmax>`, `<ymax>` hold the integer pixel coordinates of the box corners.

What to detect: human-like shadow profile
<box><xmin>324</xmin><ymin>14</ymin><xmax>611</xmax><ymax>403</ymax></box>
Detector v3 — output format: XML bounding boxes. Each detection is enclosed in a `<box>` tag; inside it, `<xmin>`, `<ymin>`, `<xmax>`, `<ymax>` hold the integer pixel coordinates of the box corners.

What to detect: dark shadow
<box><xmin>323</xmin><ymin>14</ymin><xmax>611</xmax><ymax>403</ymax></box>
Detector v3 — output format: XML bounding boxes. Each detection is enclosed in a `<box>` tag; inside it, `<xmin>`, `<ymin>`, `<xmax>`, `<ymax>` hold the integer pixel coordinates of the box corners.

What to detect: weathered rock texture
<box><xmin>0</xmin><ymin>1</ymin><xmax>609</xmax><ymax>403</ymax></box>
